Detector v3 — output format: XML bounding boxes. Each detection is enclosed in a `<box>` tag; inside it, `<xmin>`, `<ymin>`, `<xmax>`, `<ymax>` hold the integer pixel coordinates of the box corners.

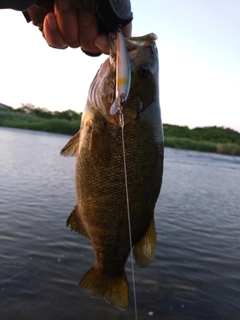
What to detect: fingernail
<box><xmin>57</xmin><ymin>0</ymin><xmax>70</xmax><ymax>10</ymax></box>
<box><xmin>94</xmin><ymin>35</ymin><xmax>109</xmax><ymax>54</ymax></box>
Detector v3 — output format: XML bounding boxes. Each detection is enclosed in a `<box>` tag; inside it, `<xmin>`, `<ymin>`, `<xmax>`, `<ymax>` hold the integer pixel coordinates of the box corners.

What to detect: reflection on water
<box><xmin>0</xmin><ymin>127</ymin><xmax>240</xmax><ymax>320</ymax></box>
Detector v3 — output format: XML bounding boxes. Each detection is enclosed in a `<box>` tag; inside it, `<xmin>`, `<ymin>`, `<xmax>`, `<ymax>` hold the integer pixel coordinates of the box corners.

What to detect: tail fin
<box><xmin>80</xmin><ymin>266</ymin><xmax>129</xmax><ymax>310</ymax></box>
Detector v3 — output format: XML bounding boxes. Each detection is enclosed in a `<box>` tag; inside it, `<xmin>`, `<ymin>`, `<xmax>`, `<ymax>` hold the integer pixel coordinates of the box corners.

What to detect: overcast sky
<box><xmin>0</xmin><ymin>0</ymin><xmax>239</xmax><ymax>131</ymax></box>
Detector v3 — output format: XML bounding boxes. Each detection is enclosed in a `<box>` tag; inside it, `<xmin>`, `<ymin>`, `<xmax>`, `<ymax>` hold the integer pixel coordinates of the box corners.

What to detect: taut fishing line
<box><xmin>119</xmin><ymin>107</ymin><xmax>138</xmax><ymax>320</ymax></box>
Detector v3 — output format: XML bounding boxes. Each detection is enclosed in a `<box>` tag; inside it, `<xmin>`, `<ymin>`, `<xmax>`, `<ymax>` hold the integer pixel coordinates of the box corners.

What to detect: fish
<box><xmin>60</xmin><ymin>32</ymin><xmax>164</xmax><ymax>310</ymax></box>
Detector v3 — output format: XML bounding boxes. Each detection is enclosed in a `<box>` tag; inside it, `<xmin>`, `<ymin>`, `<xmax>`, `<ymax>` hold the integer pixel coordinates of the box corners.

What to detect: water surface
<box><xmin>0</xmin><ymin>127</ymin><xmax>240</xmax><ymax>320</ymax></box>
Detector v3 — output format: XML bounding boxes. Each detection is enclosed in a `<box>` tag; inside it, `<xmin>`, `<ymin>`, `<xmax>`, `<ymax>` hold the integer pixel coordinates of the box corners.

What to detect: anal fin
<box><xmin>66</xmin><ymin>204</ymin><xmax>90</xmax><ymax>239</ymax></box>
<box><xmin>133</xmin><ymin>216</ymin><xmax>156</xmax><ymax>267</ymax></box>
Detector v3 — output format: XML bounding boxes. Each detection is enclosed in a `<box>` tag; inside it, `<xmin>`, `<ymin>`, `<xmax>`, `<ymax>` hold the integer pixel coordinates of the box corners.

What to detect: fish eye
<box><xmin>138</xmin><ymin>64</ymin><xmax>150</xmax><ymax>78</ymax></box>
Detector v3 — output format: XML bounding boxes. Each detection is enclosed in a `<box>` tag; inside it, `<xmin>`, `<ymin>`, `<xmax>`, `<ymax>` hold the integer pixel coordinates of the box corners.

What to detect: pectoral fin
<box><xmin>133</xmin><ymin>216</ymin><xmax>156</xmax><ymax>267</ymax></box>
<box><xmin>66</xmin><ymin>204</ymin><xmax>90</xmax><ymax>239</ymax></box>
<box><xmin>60</xmin><ymin>131</ymin><xmax>80</xmax><ymax>156</ymax></box>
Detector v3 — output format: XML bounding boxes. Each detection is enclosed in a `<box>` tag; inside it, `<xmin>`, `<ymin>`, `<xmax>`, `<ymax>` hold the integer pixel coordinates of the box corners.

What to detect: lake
<box><xmin>0</xmin><ymin>126</ymin><xmax>240</xmax><ymax>320</ymax></box>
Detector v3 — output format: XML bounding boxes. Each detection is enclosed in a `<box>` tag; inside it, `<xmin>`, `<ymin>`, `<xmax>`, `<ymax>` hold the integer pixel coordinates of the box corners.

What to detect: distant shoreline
<box><xmin>1</xmin><ymin>105</ymin><xmax>240</xmax><ymax>156</ymax></box>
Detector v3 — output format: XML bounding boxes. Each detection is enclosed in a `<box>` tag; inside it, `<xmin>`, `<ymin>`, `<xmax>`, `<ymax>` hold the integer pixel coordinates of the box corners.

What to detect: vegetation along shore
<box><xmin>1</xmin><ymin>104</ymin><xmax>240</xmax><ymax>156</ymax></box>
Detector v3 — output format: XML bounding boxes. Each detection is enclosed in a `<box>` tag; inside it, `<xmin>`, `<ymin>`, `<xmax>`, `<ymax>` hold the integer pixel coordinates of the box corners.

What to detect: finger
<box><xmin>43</xmin><ymin>12</ymin><xmax>67</xmax><ymax>49</ymax></box>
<box><xmin>78</xmin><ymin>11</ymin><xmax>101</xmax><ymax>55</ymax></box>
<box><xmin>54</xmin><ymin>0</ymin><xmax>80</xmax><ymax>48</ymax></box>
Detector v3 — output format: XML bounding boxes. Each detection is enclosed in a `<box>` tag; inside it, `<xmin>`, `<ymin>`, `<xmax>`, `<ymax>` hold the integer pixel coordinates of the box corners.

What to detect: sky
<box><xmin>0</xmin><ymin>0</ymin><xmax>239</xmax><ymax>131</ymax></box>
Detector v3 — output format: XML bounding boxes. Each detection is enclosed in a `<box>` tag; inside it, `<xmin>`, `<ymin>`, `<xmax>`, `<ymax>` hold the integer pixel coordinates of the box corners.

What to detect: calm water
<box><xmin>0</xmin><ymin>127</ymin><xmax>240</xmax><ymax>320</ymax></box>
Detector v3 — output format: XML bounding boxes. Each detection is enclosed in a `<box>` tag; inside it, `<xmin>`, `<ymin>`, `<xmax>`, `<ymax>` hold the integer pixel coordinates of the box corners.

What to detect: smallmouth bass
<box><xmin>61</xmin><ymin>33</ymin><xmax>164</xmax><ymax>310</ymax></box>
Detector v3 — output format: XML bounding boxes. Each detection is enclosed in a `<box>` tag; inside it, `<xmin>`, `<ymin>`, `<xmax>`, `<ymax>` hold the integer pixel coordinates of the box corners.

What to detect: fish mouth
<box><xmin>107</xmin><ymin>33</ymin><xmax>158</xmax><ymax>123</ymax></box>
<box><xmin>108</xmin><ymin>32</ymin><xmax>158</xmax><ymax>66</ymax></box>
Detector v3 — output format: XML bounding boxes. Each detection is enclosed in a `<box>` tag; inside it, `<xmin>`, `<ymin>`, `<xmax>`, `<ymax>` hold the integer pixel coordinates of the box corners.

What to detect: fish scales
<box><xmin>76</xmin><ymin>118</ymin><xmax>162</xmax><ymax>254</ymax></box>
<box><xmin>61</xmin><ymin>33</ymin><xmax>164</xmax><ymax>310</ymax></box>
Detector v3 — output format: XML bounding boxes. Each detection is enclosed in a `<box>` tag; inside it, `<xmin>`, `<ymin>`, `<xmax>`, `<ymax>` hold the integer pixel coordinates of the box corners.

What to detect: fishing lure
<box><xmin>110</xmin><ymin>30</ymin><xmax>131</xmax><ymax>116</ymax></box>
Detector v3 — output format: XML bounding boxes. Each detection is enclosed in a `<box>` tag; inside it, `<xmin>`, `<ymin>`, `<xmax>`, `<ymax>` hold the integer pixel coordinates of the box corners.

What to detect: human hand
<box><xmin>43</xmin><ymin>0</ymin><xmax>132</xmax><ymax>55</ymax></box>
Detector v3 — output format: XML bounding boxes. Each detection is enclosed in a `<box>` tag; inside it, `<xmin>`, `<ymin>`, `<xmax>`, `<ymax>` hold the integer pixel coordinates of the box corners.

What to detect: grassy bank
<box><xmin>0</xmin><ymin>105</ymin><xmax>80</xmax><ymax>136</ymax></box>
<box><xmin>163</xmin><ymin>124</ymin><xmax>240</xmax><ymax>156</ymax></box>
<box><xmin>1</xmin><ymin>104</ymin><xmax>240</xmax><ymax>156</ymax></box>
<box><xmin>164</xmin><ymin>137</ymin><xmax>240</xmax><ymax>156</ymax></box>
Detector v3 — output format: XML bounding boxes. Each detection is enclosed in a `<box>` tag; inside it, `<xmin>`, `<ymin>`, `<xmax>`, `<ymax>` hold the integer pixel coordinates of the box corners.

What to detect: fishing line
<box><xmin>119</xmin><ymin>108</ymin><xmax>138</xmax><ymax>320</ymax></box>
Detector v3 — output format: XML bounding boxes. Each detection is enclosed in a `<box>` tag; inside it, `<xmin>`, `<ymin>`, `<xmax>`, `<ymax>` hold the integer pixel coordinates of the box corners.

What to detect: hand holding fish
<box><xmin>44</xmin><ymin>0</ymin><xmax>132</xmax><ymax>54</ymax></box>
<box><xmin>24</xmin><ymin>0</ymin><xmax>132</xmax><ymax>55</ymax></box>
